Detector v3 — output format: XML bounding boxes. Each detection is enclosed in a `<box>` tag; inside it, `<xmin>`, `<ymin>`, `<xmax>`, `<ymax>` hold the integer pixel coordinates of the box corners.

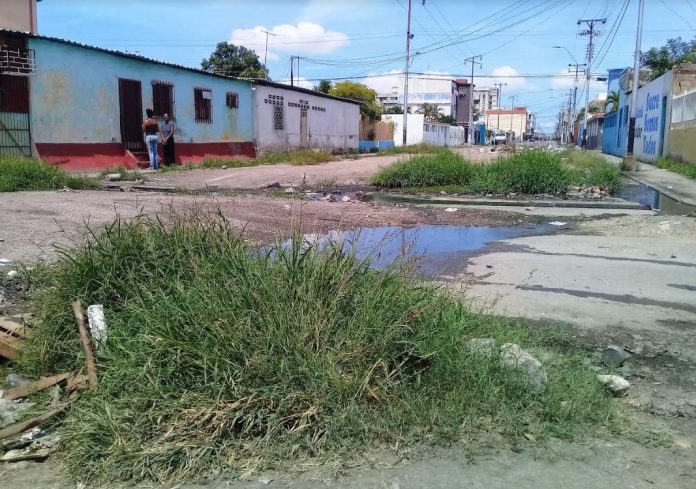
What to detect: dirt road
<box><xmin>140</xmin><ymin>147</ymin><xmax>499</xmax><ymax>191</ymax></box>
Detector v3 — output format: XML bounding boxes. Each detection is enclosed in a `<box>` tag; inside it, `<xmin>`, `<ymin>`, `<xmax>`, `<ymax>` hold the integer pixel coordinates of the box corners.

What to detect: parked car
<box><xmin>491</xmin><ymin>130</ymin><xmax>507</xmax><ymax>145</ymax></box>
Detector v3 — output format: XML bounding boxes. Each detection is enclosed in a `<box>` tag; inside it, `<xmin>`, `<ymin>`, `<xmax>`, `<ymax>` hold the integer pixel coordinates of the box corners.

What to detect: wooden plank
<box><xmin>0</xmin><ymin>448</ymin><xmax>52</xmax><ymax>462</ymax></box>
<box><xmin>0</xmin><ymin>407</ymin><xmax>65</xmax><ymax>441</ymax></box>
<box><xmin>0</xmin><ymin>318</ymin><xmax>30</xmax><ymax>338</ymax></box>
<box><xmin>0</xmin><ymin>331</ymin><xmax>20</xmax><ymax>360</ymax></box>
<box><xmin>72</xmin><ymin>301</ymin><xmax>97</xmax><ymax>389</ymax></box>
<box><xmin>1</xmin><ymin>372</ymin><xmax>71</xmax><ymax>401</ymax></box>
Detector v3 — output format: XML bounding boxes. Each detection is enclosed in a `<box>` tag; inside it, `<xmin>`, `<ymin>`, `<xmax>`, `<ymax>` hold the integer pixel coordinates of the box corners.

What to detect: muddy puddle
<box><xmin>618</xmin><ymin>181</ymin><xmax>696</xmax><ymax>215</ymax></box>
<box><xmin>306</xmin><ymin>224</ymin><xmax>558</xmax><ymax>277</ymax></box>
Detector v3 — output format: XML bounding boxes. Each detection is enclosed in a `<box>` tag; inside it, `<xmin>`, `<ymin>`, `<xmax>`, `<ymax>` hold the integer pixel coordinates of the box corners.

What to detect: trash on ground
<box><xmin>602</xmin><ymin>345</ymin><xmax>631</xmax><ymax>367</ymax></box>
<box><xmin>5</xmin><ymin>374</ymin><xmax>30</xmax><ymax>389</ymax></box>
<box><xmin>258</xmin><ymin>476</ymin><xmax>274</xmax><ymax>485</ymax></box>
<box><xmin>0</xmin><ymin>259</ymin><xmax>12</xmax><ymax>267</ymax></box>
<box><xmin>2</xmin><ymin>373</ymin><xmax>72</xmax><ymax>401</ymax></box>
<box><xmin>87</xmin><ymin>304</ymin><xmax>107</xmax><ymax>347</ymax></box>
<box><xmin>597</xmin><ymin>374</ymin><xmax>630</xmax><ymax>397</ymax></box>
<box><xmin>549</xmin><ymin>221</ymin><xmax>568</xmax><ymax>226</ymax></box>
<box><xmin>0</xmin><ymin>399</ymin><xmax>35</xmax><ymax>429</ymax></box>
<box><xmin>444</xmin><ymin>207</ymin><xmax>459</xmax><ymax>212</ymax></box>
<box><xmin>104</xmin><ymin>173</ymin><xmax>122</xmax><ymax>182</ymax></box>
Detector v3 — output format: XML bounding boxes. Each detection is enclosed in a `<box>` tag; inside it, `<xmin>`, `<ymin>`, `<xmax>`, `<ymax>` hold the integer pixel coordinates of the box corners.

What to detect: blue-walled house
<box><xmin>0</xmin><ymin>28</ymin><xmax>360</xmax><ymax>171</ymax></box>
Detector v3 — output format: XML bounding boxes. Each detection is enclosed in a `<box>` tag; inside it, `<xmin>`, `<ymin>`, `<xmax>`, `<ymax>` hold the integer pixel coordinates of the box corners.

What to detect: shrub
<box><xmin>656</xmin><ymin>156</ymin><xmax>696</xmax><ymax>180</ymax></box>
<box><xmin>470</xmin><ymin>150</ymin><xmax>574</xmax><ymax>195</ymax></box>
<box><xmin>20</xmin><ymin>212</ymin><xmax>620</xmax><ymax>483</ymax></box>
<box><xmin>560</xmin><ymin>149</ymin><xmax>622</xmax><ymax>191</ymax></box>
<box><xmin>377</xmin><ymin>143</ymin><xmax>446</xmax><ymax>155</ymax></box>
<box><xmin>257</xmin><ymin>149</ymin><xmax>336</xmax><ymax>166</ymax></box>
<box><xmin>371</xmin><ymin>151</ymin><xmax>473</xmax><ymax>188</ymax></box>
<box><xmin>0</xmin><ymin>157</ymin><xmax>98</xmax><ymax>192</ymax></box>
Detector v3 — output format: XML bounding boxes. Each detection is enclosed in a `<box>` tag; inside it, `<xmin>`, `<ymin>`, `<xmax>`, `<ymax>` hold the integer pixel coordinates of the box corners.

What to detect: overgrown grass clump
<box><xmin>372</xmin><ymin>149</ymin><xmax>622</xmax><ymax>194</ymax></box>
<box><xmin>256</xmin><ymin>149</ymin><xmax>336</xmax><ymax>166</ymax></box>
<box><xmin>21</xmin><ymin>213</ymin><xmax>620</xmax><ymax>483</ymax></box>
<box><xmin>561</xmin><ymin>149</ymin><xmax>623</xmax><ymax>191</ymax></box>
<box><xmin>371</xmin><ymin>151</ymin><xmax>473</xmax><ymax>188</ymax></box>
<box><xmin>377</xmin><ymin>143</ymin><xmax>446</xmax><ymax>155</ymax></box>
<box><xmin>0</xmin><ymin>157</ymin><xmax>99</xmax><ymax>192</ymax></box>
<box><xmin>656</xmin><ymin>156</ymin><xmax>696</xmax><ymax>180</ymax></box>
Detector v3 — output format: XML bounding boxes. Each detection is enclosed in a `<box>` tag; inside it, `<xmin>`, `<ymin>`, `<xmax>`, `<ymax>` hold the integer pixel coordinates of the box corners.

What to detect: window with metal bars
<box><xmin>152</xmin><ymin>81</ymin><xmax>174</xmax><ymax>117</ymax></box>
<box><xmin>194</xmin><ymin>88</ymin><xmax>212</xmax><ymax>123</ymax></box>
<box><xmin>226</xmin><ymin>91</ymin><xmax>239</xmax><ymax>109</ymax></box>
<box><xmin>0</xmin><ymin>75</ymin><xmax>29</xmax><ymax>112</ymax></box>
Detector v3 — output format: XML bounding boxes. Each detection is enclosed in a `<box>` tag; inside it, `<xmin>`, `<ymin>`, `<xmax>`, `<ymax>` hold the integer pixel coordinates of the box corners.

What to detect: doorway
<box><xmin>300</xmin><ymin>109</ymin><xmax>308</xmax><ymax>148</ymax></box>
<box><xmin>118</xmin><ymin>78</ymin><xmax>144</xmax><ymax>152</ymax></box>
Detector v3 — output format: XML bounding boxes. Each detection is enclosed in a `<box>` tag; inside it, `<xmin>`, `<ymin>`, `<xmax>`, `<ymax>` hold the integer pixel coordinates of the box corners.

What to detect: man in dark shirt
<box><xmin>161</xmin><ymin>113</ymin><xmax>176</xmax><ymax>166</ymax></box>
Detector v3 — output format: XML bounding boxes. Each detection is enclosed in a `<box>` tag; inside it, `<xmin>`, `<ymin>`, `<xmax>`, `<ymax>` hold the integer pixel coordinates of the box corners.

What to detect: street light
<box><xmin>552</xmin><ymin>45</ymin><xmax>578</xmax><ymax>65</ymax></box>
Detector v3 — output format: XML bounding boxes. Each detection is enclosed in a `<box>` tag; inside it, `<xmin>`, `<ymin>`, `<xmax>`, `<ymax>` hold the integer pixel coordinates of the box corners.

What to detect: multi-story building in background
<box><xmin>376</xmin><ymin>74</ymin><xmax>454</xmax><ymax>116</ymax></box>
<box><xmin>473</xmin><ymin>87</ymin><xmax>499</xmax><ymax>117</ymax></box>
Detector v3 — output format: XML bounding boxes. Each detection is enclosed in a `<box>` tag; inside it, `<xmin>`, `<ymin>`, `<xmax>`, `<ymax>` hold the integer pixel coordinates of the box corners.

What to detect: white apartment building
<box><xmin>376</xmin><ymin>74</ymin><xmax>454</xmax><ymax>116</ymax></box>
<box><xmin>473</xmin><ymin>87</ymin><xmax>499</xmax><ymax>117</ymax></box>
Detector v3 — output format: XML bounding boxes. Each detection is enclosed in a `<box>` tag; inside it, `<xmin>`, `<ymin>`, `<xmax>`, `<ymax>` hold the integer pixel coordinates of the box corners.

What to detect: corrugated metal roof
<box><xmin>0</xmin><ymin>28</ymin><xmax>360</xmax><ymax>105</ymax></box>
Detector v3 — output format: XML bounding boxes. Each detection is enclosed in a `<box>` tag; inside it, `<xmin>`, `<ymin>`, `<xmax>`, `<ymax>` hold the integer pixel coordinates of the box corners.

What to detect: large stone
<box><xmin>104</xmin><ymin>173</ymin><xmax>122</xmax><ymax>182</ymax></box>
<box><xmin>500</xmin><ymin>343</ymin><xmax>548</xmax><ymax>391</ymax></box>
<box><xmin>597</xmin><ymin>374</ymin><xmax>630</xmax><ymax>397</ymax></box>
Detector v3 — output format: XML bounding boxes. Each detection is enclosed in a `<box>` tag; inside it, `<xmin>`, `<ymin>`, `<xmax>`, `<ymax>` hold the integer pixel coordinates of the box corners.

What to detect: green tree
<box><xmin>329</xmin><ymin>81</ymin><xmax>382</xmax><ymax>120</ymax></box>
<box><xmin>201</xmin><ymin>42</ymin><xmax>269</xmax><ymax>79</ymax></box>
<box><xmin>604</xmin><ymin>90</ymin><xmax>620</xmax><ymax>112</ymax></box>
<box><xmin>314</xmin><ymin>80</ymin><xmax>333</xmax><ymax>94</ymax></box>
<box><xmin>417</xmin><ymin>103</ymin><xmax>443</xmax><ymax>121</ymax></box>
<box><xmin>385</xmin><ymin>105</ymin><xmax>404</xmax><ymax>114</ymax></box>
<box><xmin>436</xmin><ymin>114</ymin><xmax>458</xmax><ymax>125</ymax></box>
<box><xmin>641</xmin><ymin>37</ymin><xmax>696</xmax><ymax>80</ymax></box>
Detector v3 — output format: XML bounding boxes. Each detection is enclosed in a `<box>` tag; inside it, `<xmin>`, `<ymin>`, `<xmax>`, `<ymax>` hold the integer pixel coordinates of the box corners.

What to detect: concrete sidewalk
<box><xmin>602</xmin><ymin>153</ymin><xmax>696</xmax><ymax>207</ymax></box>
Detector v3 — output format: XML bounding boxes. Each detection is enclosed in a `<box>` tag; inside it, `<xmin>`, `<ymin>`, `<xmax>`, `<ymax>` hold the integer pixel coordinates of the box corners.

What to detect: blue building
<box><xmin>0</xmin><ymin>28</ymin><xmax>359</xmax><ymax>171</ymax></box>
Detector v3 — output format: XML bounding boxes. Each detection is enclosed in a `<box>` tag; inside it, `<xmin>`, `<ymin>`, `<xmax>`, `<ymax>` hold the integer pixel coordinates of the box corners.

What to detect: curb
<box><xmin>621</xmin><ymin>171</ymin><xmax>696</xmax><ymax>208</ymax></box>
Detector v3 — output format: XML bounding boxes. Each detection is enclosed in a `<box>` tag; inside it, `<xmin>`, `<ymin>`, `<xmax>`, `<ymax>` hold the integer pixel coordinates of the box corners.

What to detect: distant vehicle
<box><xmin>491</xmin><ymin>130</ymin><xmax>507</xmax><ymax>145</ymax></box>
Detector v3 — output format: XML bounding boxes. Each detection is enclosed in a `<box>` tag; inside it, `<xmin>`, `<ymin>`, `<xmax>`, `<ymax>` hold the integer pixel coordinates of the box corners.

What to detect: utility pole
<box><xmin>402</xmin><ymin>0</ymin><xmax>414</xmax><ymax>146</ymax></box>
<box><xmin>290</xmin><ymin>56</ymin><xmax>294</xmax><ymax>86</ymax></box>
<box><xmin>578</xmin><ymin>17</ymin><xmax>606</xmax><ymax>149</ymax></box>
<box><xmin>624</xmin><ymin>0</ymin><xmax>645</xmax><ymax>170</ymax></box>
<box><xmin>493</xmin><ymin>82</ymin><xmax>506</xmax><ymax>109</ymax></box>
<box><xmin>508</xmin><ymin>95</ymin><xmax>518</xmax><ymax>109</ymax></box>
<box><xmin>568</xmin><ymin>62</ymin><xmax>586</xmax><ymax>144</ymax></box>
<box><xmin>464</xmin><ymin>55</ymin><xmax>482</xmax><ymax>144</ymax></box>
<box><xmin>262</xmin><ymin>29</ymin><xmax>276</xmax><ymax>76</ymax></box>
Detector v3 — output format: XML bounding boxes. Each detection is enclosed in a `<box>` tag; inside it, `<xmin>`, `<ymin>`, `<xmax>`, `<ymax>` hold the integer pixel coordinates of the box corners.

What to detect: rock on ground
<box><xmin>500</xmin><ymin>343</ymin><xmax>548</xmax><ymax>391</ymax></box>
<box><xmin>597</xmin><ymin>374</ymin><xmax>630</xmax><ymax>397</ymax></box>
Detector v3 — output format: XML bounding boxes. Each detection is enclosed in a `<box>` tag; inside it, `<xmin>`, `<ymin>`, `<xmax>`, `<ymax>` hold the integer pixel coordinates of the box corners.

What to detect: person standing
<box><xmin>161</xmin><ymin>113</ymin><xmax>176</xmax><ymax>166</ymax></box>
<box><xmin>142</xmin><ymin>108</ymin><xmax>161</xmax><ymax>170</ymax></box>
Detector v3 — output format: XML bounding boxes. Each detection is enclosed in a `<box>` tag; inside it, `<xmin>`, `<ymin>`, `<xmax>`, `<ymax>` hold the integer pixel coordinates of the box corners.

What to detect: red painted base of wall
<box><xmin>176</xmin><ymin>142</ymin><xmax>256</xmax><ymax>163</ymax></box>
<box><xmin>35</xmin><ymin>142</ymin><xmax>257</xmax><ymax>172</ymax></box>
<box><xmin>35</xmin><ymin>143</ymin><xmax>139</xmax><ymax>172</ymax></box>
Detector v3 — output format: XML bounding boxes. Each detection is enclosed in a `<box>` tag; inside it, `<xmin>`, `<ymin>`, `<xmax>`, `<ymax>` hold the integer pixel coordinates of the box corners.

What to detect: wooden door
<box><xmin>300</xmin><ymin>109</ymin><xmax>308</xmax><ymax>147</ymax></box>
<box><xmin>118</xmin><ymin>78</ymin><xmax>144</xmax><ymax>152</ymax></box>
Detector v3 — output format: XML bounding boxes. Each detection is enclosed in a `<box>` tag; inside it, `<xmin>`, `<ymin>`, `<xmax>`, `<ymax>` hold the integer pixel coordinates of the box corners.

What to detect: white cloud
<box><xmin>230</xmin><ymin>22</ymin><xmax>349</xmax><ymax>61</ymax></box>
<box><xmin>476</xmin><ymin>66</ymin><xmax>527</xmax><ymax>91</ymax></box>
<box><xmin>277</xmin><ymin>77</ymin><xmax>314</xmax><ymax>90</ymax></box>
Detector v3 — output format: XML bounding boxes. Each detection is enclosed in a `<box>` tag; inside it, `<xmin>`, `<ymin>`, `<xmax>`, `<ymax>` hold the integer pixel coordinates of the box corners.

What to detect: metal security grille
<box><xmin>194</xmin><ymin>88</ymin><xmax>212</xmax><ymax>123</ymax></box>
<box><xmin>118</xmin><ymin>78</ymin><xmax>145</xmax><ymax>152</ymax></box>
<box><xmin>152</xmin><ymin>81</ymin><xmax>174</xmax><ymax>117</ymax></box>
<box><xmin>0</xmin><ymin>75</ymin><xmax>31</xmax><ymax>157</ymax></box>
<box><xmin>273</xmin><ymin>105</ymin><xmax>284</xmax><ymax>130</ymax></box>
<box><xmin>672</xmin><ymin>89</ymin><xmax>696</xmax><ymax>124</ymax></box>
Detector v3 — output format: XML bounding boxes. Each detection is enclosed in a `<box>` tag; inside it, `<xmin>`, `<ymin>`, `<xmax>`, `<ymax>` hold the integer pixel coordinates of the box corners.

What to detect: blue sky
<box><xmin>38</xmin><ymin>0</ymin><xmax>696</xmax><ymax>131</ymax></box>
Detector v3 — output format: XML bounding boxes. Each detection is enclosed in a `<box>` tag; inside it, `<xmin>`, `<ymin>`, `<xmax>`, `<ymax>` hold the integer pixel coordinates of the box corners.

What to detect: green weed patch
<box><xmin>0</xmin><ymin>157</ymin><xmax>99</xmax><ymax>192</ymax></box>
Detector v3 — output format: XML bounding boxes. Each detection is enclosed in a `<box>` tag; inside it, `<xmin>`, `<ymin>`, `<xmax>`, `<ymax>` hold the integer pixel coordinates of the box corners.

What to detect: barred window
<box><xmin>194</xmin><ymin>88</ymin><xmax>212</xmax><ymax>123</ymax></box>
<box><xmin>152</xmin><ymin>81</ymin><xmax>174</xmax><ymax>117</ymax></box>
<box><xmin>273</xmin><ymin>104</ymin><xmax>284</xmax><ymax>130</ymax></box>
<box><xmin>226</xmin><ymin>92</ymin><xmax>239</xmax><ymax>109</ymax></box>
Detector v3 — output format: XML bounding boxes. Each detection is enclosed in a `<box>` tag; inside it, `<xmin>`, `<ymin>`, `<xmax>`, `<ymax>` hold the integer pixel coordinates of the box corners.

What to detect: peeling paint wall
<box><xmin>28</xmin><ymin>38</ymin><xmax>254</xmax><ymax>145</ymax></box>
<box><xmin>253</xmin><ymin>84</ymin><xmax>359</xmax><ymax>152</ymax></box>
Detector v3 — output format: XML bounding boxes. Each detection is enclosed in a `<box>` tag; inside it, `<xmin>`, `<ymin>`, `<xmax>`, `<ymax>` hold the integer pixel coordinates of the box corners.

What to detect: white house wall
<box><xmin>253</xmin><ymin>85</ymin><xmax>359</xmax><ymax>152</ymax></box>
<box><xmin>381</xmin><ymin>114</ymin><xmax>425</xmax><ymax>146</ymax></box>
<box><xmin>634</xmin><ymin>71</ymin><xmax>674</xmax><ymax>162</ymax></box>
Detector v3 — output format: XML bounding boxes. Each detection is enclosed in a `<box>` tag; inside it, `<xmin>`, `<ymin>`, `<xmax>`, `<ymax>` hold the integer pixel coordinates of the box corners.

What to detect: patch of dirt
<box><xmin>0</xmin><ymin>190</ymin><xmax>530</xmax><ymax>265</ymax></box>
<box><xmin>575</xmin><ymin>214</ymin><xmax>696</xmax><ymax>239</ymax></box>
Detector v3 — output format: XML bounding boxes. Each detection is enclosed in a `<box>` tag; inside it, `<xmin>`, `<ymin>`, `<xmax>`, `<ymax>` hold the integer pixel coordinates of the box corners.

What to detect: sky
<box><xmin>37</xmin><ymin>0</ymin><xmax>696</xmax><ymax>132</ymax></box>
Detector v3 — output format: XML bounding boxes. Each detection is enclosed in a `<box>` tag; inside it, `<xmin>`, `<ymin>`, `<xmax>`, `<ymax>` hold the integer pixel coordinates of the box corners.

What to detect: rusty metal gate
<box><xmin>0</xmin><ymin>74</ymin><xmax>31</xmax><ymax>157</ymax></box>
<box><xmin>118</xmin><ymin>78</ymin><xmax>145</xmax><ymax>152</ymax></box>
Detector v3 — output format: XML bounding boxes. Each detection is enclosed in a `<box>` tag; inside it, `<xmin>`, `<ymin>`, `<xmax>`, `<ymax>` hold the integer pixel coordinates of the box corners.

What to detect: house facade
<box><xmin>251</xmin><ymin>80</ymin><xmax>359</xmax><ymax>153</ymax></box>
<box><xmin>485</xmin><ymin>108</ymin><xmax>528</xmax><ymax>141</ymax></box>
<box><xmin>0</xmin><ymin>29</ymin><xmax>361</xmax><ymax>171</ymax></box>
